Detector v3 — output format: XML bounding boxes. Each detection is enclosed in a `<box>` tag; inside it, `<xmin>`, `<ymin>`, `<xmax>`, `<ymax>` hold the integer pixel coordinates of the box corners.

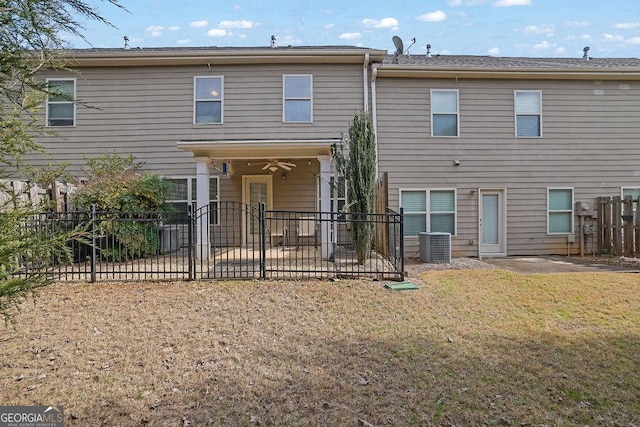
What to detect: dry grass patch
<box><xmin>1</xmin><ymin>270</ymin><xmax>639</xmax><ymax>426</ymax></box>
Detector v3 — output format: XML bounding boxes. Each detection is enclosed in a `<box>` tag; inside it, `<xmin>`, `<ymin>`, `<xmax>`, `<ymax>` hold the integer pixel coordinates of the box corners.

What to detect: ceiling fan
<box><xmin>261</xmin><ymin>159</ymin><xmax>296</xmax><ymax>172</ymax></box>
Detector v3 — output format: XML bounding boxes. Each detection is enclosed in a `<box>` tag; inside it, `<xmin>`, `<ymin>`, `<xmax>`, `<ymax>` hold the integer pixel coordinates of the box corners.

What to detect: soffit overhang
<box><xmin>177</xmin><ymin>139</ymin><xmax>338</xmax><ymax>159</ymax></box>
<box><xmin>63</xmin><ymin>48</ymin><xmax>388</xmax><ymax>67</ymax></box>
<box><xmin>376</xmin><ymin>65</ymin><xmax>640</xmax><ymax>80</ymax></box>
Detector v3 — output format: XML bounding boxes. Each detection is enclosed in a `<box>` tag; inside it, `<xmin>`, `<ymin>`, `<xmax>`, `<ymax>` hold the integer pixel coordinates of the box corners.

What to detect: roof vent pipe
<box><xmin>583</xmin><ymin>46</ymin><xmax>590</xmax><ymax>60</ymax></box>
<box><xmin>271</xmin><ymin>35</ymin><xmax>277</xmax><ymax>48</ymax></box>
<box><xmin>426</xmin><ymin>44</ymin><xmax>431</xmax><ymax>57</ymax></box>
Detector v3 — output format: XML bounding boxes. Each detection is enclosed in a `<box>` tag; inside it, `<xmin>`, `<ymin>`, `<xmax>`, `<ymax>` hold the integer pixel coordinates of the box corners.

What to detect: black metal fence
<box><xmin>11</xmin><ymin>202</ymin><xmax>404</xmax><ymax>282</ymax></box>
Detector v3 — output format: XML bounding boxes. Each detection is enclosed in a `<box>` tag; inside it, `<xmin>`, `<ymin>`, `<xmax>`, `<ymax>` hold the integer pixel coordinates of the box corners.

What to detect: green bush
<box><xmin>73</xmin><ymin>152</ymin><xmax>171</xmax><ymax>261</ymax></box>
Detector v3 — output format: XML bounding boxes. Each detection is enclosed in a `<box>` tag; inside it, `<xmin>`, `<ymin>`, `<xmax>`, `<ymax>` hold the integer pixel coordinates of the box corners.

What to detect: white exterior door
<box><xmin>479</xmin><ymin>189</ymin><xmax>506</xmax><ymax>257</ymax></box>
<box><xmin>242</xmin><ymin>175</ymin><xmax>273</xmax><ymax>242</ymax></box>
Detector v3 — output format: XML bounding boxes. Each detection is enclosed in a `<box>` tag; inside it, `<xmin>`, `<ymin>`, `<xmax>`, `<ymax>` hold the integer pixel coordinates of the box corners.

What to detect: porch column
<box><xmin>195</xmin><ymin>157</ymin><xmax>210</xmax><ymax>260</ymax></box>
<box><xmin>318</xmin><ymin>155</ymin><xmax>332</xmax><ymax>259</ymax></box>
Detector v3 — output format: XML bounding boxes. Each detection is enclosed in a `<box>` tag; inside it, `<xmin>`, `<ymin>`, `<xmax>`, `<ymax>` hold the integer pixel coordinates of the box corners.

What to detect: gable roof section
<box><xmin>377</xmin><ymin>54</ymin><xmax>640</xmax><ymax>80</ymax></box>
<box><xmin>63</xmin><ymin>46</ymin><xmax>388</xmax><ymax>67</ymax></box>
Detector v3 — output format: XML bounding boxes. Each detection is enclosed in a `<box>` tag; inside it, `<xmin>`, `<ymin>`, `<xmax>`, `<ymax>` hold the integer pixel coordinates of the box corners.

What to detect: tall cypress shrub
<box><xmin>333</xmin><ymin>111</ymin><xmax>376</xmax><ymax>264</ymax></box>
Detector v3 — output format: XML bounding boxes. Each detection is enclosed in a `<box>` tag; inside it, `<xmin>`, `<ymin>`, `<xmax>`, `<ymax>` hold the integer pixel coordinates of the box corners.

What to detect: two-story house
<box><xmin>33</xmin><ymin>46</ymin><xmax>640</xmax><ymax>260</ymax></box>
<box><xmin>36</xmin><ymin>46</ymin><xmax>387</xmax><ymax>258</ymax></box>
<box><xmin>374</xmin><ymin>54</ymin><xmax>640</xmax><ymax>258</ymax></box>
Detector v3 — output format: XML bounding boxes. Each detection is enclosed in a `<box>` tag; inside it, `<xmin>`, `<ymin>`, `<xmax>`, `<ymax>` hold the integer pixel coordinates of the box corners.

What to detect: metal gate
<box><xmin>191</xmin><ymin>201</ymin><xmax>264</xmax><ymax>280</ymax></box>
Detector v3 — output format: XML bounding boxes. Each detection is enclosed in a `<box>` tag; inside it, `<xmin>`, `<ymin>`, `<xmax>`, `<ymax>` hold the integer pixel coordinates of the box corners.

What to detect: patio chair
<box><xmin>296</xmin><ymin>216</ymin><xmax>318</xmax><ymax>250</ymax></box>
<box><xmin>267</xmin><ymin>222</ymin><xmax>288</xmax><ymax>247</ymax></box>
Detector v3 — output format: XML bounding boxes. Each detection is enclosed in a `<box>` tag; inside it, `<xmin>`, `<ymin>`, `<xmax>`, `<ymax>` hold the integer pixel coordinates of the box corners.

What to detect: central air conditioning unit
<box><xmin>419</xmin><ymin>232</ymin><xmax>451</xmax><ymax>263</ymax></box>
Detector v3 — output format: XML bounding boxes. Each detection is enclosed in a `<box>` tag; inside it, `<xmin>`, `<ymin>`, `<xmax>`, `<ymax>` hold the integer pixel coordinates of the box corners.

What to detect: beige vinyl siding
<box><xmin>34</xmin><ymin>64</ymin><xmax>364</xmax><ymax>176</ymax></box>
<box><xmin>377</xmin><ymin>78</ymin><xmax>640</xmax><ymax>256</ymax></box>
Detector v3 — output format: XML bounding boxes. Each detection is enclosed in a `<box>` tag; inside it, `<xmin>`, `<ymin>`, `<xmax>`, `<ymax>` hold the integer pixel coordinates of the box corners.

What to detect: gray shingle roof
<box><xmin>70</xmin><ymin>45</ymin><xmax>375</xmax><ymax>54</ymax></box>
<box><xmin>384</xmin><ymin>54</ymin><xmax>640</xmax><ymax>69</ymax></box>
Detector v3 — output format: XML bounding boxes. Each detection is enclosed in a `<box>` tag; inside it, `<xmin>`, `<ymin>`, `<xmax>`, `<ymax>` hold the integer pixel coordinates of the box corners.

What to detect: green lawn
<box><xmin>1</xmin><ymin>269</ymin><xmax>638</xmax><ymax>425</ymax></box>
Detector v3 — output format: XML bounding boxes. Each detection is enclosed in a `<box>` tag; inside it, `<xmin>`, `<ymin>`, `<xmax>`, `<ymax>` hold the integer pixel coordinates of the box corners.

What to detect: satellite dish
<box><xmin>392</xmin><ymin>36</ymin><xmax>404</xmax><ymax>56</ymax></box>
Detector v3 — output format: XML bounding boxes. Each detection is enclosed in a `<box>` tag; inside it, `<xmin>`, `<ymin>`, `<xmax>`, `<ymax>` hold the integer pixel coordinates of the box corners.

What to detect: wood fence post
<box><xmin>635</xmin><ymin>196</ymin><xmax>640</xmax><ymax>256</ymax></box>
<box><xmin>623</xmin><ymin>195</ymin><xmax>634</xmax><ymax>256</ymax></box>
<box><xmin>603</xmin><ymin>197</ymin><xmax>612</xmax><ymax>254</ymax></box>
<box><xmin>596</xmin><ymin>197</ymin><xmax>603</xmax><ymax>255</ymax></box>
<box><xmin>613</xmin><ymin>196</ymin><xmax>622</xmax><ymax>255</ymax></box>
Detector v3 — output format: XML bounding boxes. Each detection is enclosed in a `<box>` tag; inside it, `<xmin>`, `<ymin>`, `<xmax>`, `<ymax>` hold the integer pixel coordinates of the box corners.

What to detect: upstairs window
<box><xmin>283</xmin><ymin>75</ymin><xmax>312</xmax><ymax>123</ymax></box>
<box><xmin>46</xmin><ymin>79</ymin><xmax>75</xmax><ymax>127</ymax></box>
<box><xmin>431</xmin><ymin>90</ymin><xmax>458</xmax><ymax>137</ymax></box>
<box><xmin>548</xmin><ymin>188</ymin><xmax>573</xmax><ymax>234</ymax></box>
<box><xmin>194</xmin><ymin>76</ymin><xmax>223</xmax><ymax>124</ymax></box>
<box><xmin>515</xmin><ymin>91</ymin><xmax>542</xmax><ymax>137</ymax></box>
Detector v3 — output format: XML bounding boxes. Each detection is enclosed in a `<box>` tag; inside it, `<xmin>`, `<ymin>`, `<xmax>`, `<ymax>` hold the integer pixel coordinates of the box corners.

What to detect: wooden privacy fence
<box><xmin>596</xmin><ymin>196</ymin><xmax>640</xmax><ymax>256</ymax></box>
<box><xmin>374</xmin><ymin>172</ymin><xmax>389</xmax><ymax>255</ymax></box>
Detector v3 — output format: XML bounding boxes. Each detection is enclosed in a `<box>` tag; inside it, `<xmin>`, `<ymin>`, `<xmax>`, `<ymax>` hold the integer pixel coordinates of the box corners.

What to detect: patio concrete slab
<box><xmin>483</xmin><ymin>256</ymin><xmax>640</xmax><ymax>274</ymax></box>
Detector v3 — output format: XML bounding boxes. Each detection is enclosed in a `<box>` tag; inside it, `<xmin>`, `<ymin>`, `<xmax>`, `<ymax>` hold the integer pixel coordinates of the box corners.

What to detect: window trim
<box><xmin>430</xmin><ymin>89</ymin><xmax>459</xmax><ymax>138</ymax></box>
<box><xmin>317</xmin><ymin>174</ymin><xmax>347</xmax><ymax>219</ymax></box>
<box><xmin>166</xmin><ymin>176</ymin><xmax>220</xmax><ymax>226</ymax></box>
<box><xmin>283</xmin><ymin>74</ymin><xmax>313</xmax><ymax>123</ymax></box>
<box><xmin>547</xmin><ymin>187</ymin><xmax>574</xmax><ymax>235</ymax></box>
<box><xmin>400</xmin><ymin>188</ymin><xmax>457</xmax><ymax>237</ymax></box>
<box><xmin>46</xmin><ymin>78</ymin><xmax>76</xmax><ymax>127</ymax></box>
<box><xmin>622</xmin><ymin>187</ymin><xmax>640</xmax><ymax>220</ymax></box>
<box><xmin>193</xmin><ymin>76</ymin><xmax>224</xmax><ymax>125</ymax></box>
<box><xmin>514</xmin><ymin>90</ymin><xmax>542</xmax><ymax>138</ymax></box>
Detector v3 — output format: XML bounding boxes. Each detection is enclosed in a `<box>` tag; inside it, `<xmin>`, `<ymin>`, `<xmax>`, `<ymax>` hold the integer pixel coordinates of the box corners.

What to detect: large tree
<box><xmin>333</xmin><ymin>111</ymin><xmax>377</xmax><ymax>264</ymax></box>
<box><xmin>0</xmin><ymin>0</ymin><xmax>121</xmax><ymax>323</ymax></box>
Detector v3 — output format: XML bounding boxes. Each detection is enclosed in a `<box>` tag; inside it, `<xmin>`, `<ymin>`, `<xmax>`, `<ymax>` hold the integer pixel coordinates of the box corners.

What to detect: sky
<box><xmin>70</xmin><ymin>0</ymin><xmax>640</xmax><ymax>58</ymax></box>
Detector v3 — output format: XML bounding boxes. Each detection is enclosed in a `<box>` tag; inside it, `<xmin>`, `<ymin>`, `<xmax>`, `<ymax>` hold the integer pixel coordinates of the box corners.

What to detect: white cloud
<box><xmin>534</xmin><ymin>40</ymin><xmax>550</xmax><ymax>50</ymax></box>
<box><xmin>207</xmin><ymin>28</ymin><xmax>231</xmax><ymax>37</ymax></box>
<box><xmin>523</xmin><ymin>25</ymin><xmax>555</xmax><ymax>36</ymax></box>
<box><xmin>324</xmin><ymin>23</ymin><xmax>334</xmax><ymax>30</ymax></box>
<box><xmin>168</xmin><ymin>26</ymin><xmax>180</xmax><ymax>31</ymax></box>
<box><xmin>494</xmin><ymin>0</ymin><xmax>531</xmax><ymax>6</ymax></box>
<box><xmin>613</xmin><ymin>22</ymin><xmax>640</xmax><ymax>29</ymax></box>
<box><xmin>340</xmin><ymin>32</ymin><xmax>362</xmax><ymax>40</ymax></box>
<box><xmin>566</xmin><ymin>21</ymin><xmax>590</xmax><ymax>28</ymax></box>
<box><xmin>603</xmin><ymin>33</ymin><xmax>625</xmax><ymax>42</ymax></box>
<box><xmin>555</xmin><ymin>47</ymin><xmax>565</xmax><ymax>54</ymax></box>
<box><xmin>416</xmin><ymin>10</ymin><xmax>447</xmax><ymax>23</ymax></box>
<box><xmin>177</xmin><ymin>39</ymin><xmax>190</xmax><ymax>44</ymax></box>
<box><xmin>627</xmin><ymin>37</ymin><xmax>640</xmax><ymax>44</ymax></box>
<box><xmin>362</xmin><ymin>17</ymin><xmax>400</xmax><ymax>29</ymax></box>
<box><xmin>238</xmin><ymin>34</ymin><xmax>247</xmax><ymax>40</ymax></box>
<box><xmin>581</xmin><ymin>34</ymin><xmax>592</xmax><ymax>41</ymax></box>
<box><xmin>447</xmin><ymin>0</ymin><xmax>487</xmax><ymax>4</ymax></box>
<box><xmin>189</xmin><ymin>20</ymin><xmax>208</xmax><ymax>28</ymax></box>
<box><xmin>277</xmin><ymin>35</ymin><xmax>302</xmax><ymax>45</ymax></box>
<box><xmin>218</xmin><ymin>20</ymin><xmax>257</xmax><ymax>29</ymax></box>
<box><xmin>488</xmin><ymin>47</ymin><xmax>500</xmax><ymax>55</ymax></box>
<box><xmin>145</xmin><ymin>25</ymin><xmax>163</xmax><ymax>37</ymax></box>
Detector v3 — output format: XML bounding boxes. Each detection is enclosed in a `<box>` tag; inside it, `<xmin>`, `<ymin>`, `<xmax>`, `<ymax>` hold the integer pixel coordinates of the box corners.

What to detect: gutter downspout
<box><xmin>362</xmin><ymin>53</ymin><xmax>370</xmax><ymax>112</ymax></box>
<box><xmin>371</xmin><ymin>63</ymin><xmax>379</xmax><ymax>178</ymax></box>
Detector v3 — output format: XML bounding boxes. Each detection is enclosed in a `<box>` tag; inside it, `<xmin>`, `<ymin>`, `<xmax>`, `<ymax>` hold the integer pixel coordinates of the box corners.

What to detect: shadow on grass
<box><xmin>169</xmin><ymin>332</ymin><xmax>640</xmax><ymax>426</ymax></box>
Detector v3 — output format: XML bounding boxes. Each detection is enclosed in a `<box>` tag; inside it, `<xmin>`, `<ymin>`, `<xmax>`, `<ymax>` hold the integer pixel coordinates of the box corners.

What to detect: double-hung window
<box><xmin>622</xmin><ymin>187</ymin><xmax>640</xmax><ymax>222</ymax></box>
<box><xmin>431</xmin><ymin>90</ymin><xmax>458</xmax><ymax>137</ymax></box>
<box><xmin>167</xmin><ymin>177</ymin><xmax>219</xmax><ymax>225</ymax></box>
<box><xmin>283</xmin><ymin>75</ymin><xmax>312</xmax><ymax>123</ymax></box>
<box><xmin>194</xmin><ymin>76</ymin><xmax>223</xmax><ymax>124</ymax></box>
<box><xmin>547</xmin><ymin>188</ymin><xmax>573</xmax><ymax>234</ymax></box>
<box><xmin>401</xmin><ymin>189</ymin><xmax>456</xmax><ymax>236</ymax></box>
<box><xmin>317</xmin><ymin>174</ymin><xmax>347</xmax><ymax>220</ymax></box>
<box><xmin>46</xmin><ymin>79</ymin><xmax>75</xmax><ymax>127</ymax></box>
<box><xmin>515</xmin><ymin>91</ymin><xmax>542</xmax><ymax>137</ymax></box>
